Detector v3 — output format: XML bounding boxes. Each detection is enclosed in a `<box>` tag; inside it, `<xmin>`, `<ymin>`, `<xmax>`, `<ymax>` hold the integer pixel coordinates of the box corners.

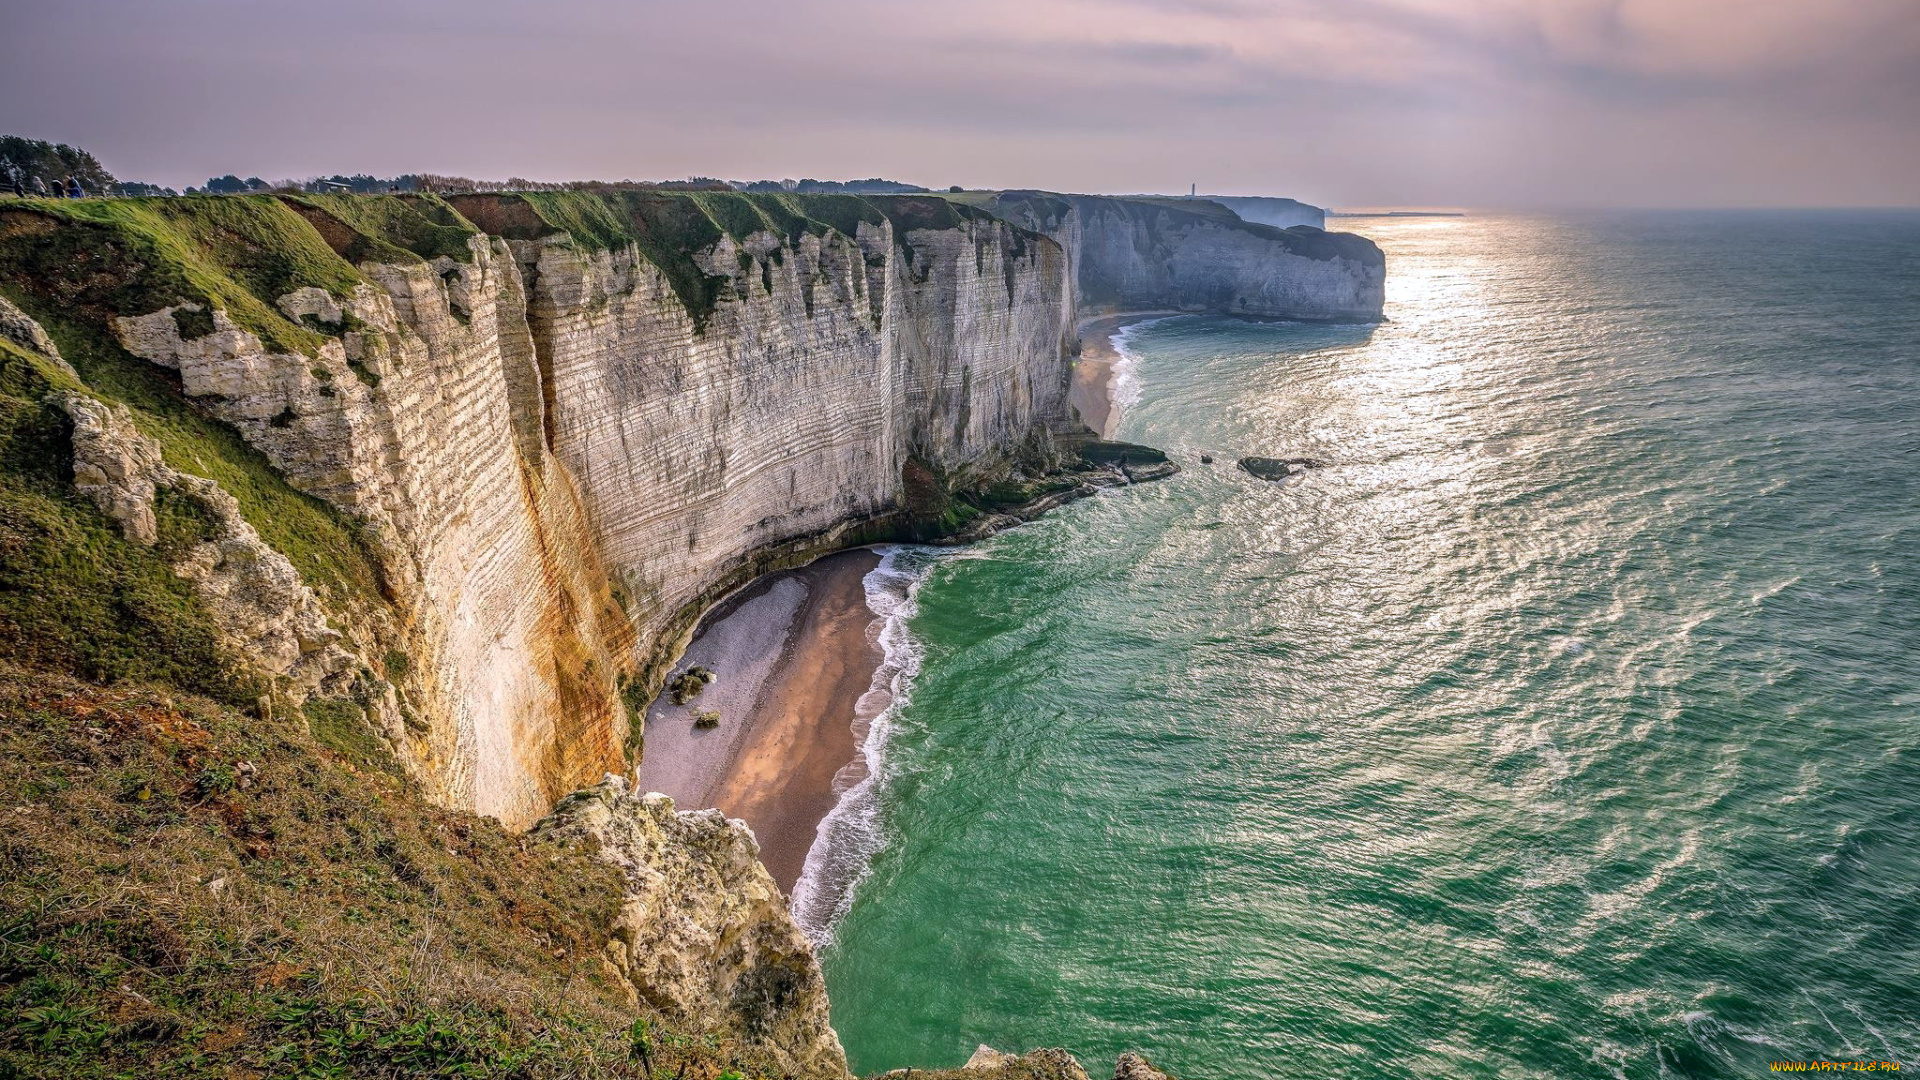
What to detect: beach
<box><xmin>636</xmin><ymin>548</ymin><xmax>883</xmax><ymax>891</ymax></box>
<box><xmin>639</xmin><ymin>314</ymin><xmax>1177</xmax><ymax>893</ymax></box>
<box><xmin>1070</xmin><ymin>311</ymin><xmax>1180</xmax><ymax>436</ymax></box>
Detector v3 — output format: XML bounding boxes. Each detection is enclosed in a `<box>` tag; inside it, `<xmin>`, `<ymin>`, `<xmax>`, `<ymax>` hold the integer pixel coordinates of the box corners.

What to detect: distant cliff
<box><xmin>1201</xmin><ymin>194</ymin><xmax>1326</xmax><ymax>229</ymax></box>
<box><xmin>959</xmin><ymin>190</ymin><xmax>1383</xmax><ymax>322</ymax></box>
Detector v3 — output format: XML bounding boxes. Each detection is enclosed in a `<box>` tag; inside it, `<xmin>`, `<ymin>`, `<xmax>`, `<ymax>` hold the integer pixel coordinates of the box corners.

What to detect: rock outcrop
<box><xmin>0</xmin><ymin>294</ymin><xmax>74</xmax><ymax>378</ymax></box>
<box><xmin>1239</xmin><ymin>455</ymin><xmax>1326</xmax><ymax>480</ymax></box>
<box><xmin>54</xmin><ymin>391</ymin><xmax>359</xmax><ymax>701</ymax></box>
<box><xmin>1111</xmin><ymin>1052</ymin><xmax>1174</xmax><ymax>1080</ymax></box>
<box><xmin>533</xmin><ymin>777</ymin><xmax>847</xmax><ymax>1078</ymax></box>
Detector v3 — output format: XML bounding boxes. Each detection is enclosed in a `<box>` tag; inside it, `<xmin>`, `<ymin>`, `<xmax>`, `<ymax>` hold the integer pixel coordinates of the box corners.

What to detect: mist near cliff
<box><xmin>3</xmin><ymin>0</ymin><xmax>1915</xmax><ymax>208</ymax></box>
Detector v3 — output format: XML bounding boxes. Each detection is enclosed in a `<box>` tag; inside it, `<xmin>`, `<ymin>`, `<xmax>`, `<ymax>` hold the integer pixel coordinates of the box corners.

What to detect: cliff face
<box><xmin>0</xmin><ymin>191</ymin><xmax>1075</xmax><ymax>828</ymax></box>
<box><xmin>0</xmin><ymin>188</ymin><xmax>1381</xmax><ymax>1079</ymax></box>
<box><xmin>0</xmin><ymin>188</ymin><xmax>1372</xmax><ymax>827</ymax></box>
<box><xmin>963</xmin><ymin>191</ymin><xmax>1383</xmax><ymax>322</ymax></box>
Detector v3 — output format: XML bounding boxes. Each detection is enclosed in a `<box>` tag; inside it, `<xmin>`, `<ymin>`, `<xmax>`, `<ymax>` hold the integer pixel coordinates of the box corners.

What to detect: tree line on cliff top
<box><xmin>4</xmin><ymin>134</ymin><xmax>937</xmax><ymax>200</ymax></box>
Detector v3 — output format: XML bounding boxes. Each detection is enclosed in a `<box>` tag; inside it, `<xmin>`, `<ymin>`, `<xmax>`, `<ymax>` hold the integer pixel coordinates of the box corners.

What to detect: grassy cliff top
<box><xmin>442</xmin><ymin>189</ymin><xmax>1028</xmax><ymax>329</ymax></box>
<box><xmin>0</xmin><ymin>190</ymin><xmax>1042</xmax><ymax>346</ymax></box>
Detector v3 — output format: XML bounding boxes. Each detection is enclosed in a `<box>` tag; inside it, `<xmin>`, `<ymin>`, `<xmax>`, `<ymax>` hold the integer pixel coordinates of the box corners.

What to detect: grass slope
<box><xmin>0</xmin><ymin>202</ymin><xmax>389</xmax><ymax>614</ymax></box>
<box><xmin>0</xmin><ymin>339</ymin><xmax>261</xmax><ymax>705</ymax></box>
<box><xmin>0</xmin><ymin>664</ymin><xmax>817</xmax><ymax>1080</ymax></box>
<box><xmin>0</xmin><ymin>197</ymin><xmax>360</xmax><ymax>356</ymax></box>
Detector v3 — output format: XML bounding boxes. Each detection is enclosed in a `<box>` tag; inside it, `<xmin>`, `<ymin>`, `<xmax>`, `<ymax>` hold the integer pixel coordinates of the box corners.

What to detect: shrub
<box><xmin>667</xmin><ymin>665</ymin><xmax>715</xmax><ymax>705</ymax></box>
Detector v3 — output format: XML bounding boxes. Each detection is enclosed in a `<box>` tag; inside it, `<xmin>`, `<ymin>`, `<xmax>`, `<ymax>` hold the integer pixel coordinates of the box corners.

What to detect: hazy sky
<box><xmin>5</xmin><ymin>0</ymin><xmax>1916</xmax><ymax>207</ymax></box>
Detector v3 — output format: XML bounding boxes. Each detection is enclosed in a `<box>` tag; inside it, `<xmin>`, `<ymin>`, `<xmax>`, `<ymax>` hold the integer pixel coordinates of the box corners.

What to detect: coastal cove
<box><xmin>9</xmin><ymin>1</ymin><xmax>1912</xmax><ymax>1074</ymax></box>
<box><xmin>636</xmin><ymin>302</ymin><xmax>1205</xmax><ymax>916</ymax></box>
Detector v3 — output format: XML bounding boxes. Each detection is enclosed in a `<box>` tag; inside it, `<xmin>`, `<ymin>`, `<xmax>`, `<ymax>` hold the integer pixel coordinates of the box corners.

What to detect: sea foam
<box><xmin>1106</xmin><ymin>317</ymin><xmax>1170</xmax><ymax>415</ymax></box>
<box><xmin>789</xmin><ymin>545</ymin><xmax>938</xmax><ymax>942</ymax></box>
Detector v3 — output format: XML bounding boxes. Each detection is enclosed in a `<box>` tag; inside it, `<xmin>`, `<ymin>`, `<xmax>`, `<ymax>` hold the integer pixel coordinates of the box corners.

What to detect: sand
<box><xmin>1070</xmin><ymin>311</ymin><xmax>1182</xmax><ymax>437</ymax></box>
<box><xmin>634</xmin><ymin>313</ymin><xmax>1184</xmax><ymax>892</ymax></box>
<box><xmin>636</xmin><ymin>549</ymin><xmax>883</xmax><ymax>892</ymax></box>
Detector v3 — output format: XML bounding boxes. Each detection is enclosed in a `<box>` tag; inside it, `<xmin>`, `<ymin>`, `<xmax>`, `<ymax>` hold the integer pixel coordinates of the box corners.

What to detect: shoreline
<box><xmin>635</xmin><ymin>320</ymin><xmax>1192</xmax><ymax>897</ymax></box>
<box><xmin>1070</xmin><ymin>311</ymin><xmax>1182</xmax><ymax>437</ymax></box>
<box><xmin>636</xmin><ymin>548</ymin><xmax>884</xmax><ymax>892</ymax></box>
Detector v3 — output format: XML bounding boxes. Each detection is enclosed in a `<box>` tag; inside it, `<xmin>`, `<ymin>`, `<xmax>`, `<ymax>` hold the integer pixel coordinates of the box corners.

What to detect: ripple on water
<box><xmin>820</xmin><ymin>211</ymin><xmax>1920</xmax><ymax>1078</ymax></box>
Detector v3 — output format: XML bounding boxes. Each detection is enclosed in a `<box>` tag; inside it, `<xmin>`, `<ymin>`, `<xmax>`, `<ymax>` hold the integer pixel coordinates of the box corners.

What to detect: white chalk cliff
<box><xmin>9</xmin><ymin>190</ymin><xmax>1381</xmax><ymax>829</ymax></box>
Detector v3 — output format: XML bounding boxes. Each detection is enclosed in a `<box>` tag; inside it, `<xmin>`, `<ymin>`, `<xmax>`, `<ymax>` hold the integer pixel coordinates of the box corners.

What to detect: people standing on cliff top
<box><xmin>31</xmin><ymin>176</ymin><xmax>49</xmax><ymax>198</ymax></box>
<box><xmin>66</xmin><ymin>176</ymin><xmax>84</xmax><ymax>198</ymax></box>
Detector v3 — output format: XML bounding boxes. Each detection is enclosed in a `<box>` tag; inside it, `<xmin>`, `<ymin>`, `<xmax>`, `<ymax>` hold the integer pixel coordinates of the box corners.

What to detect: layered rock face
<box><xmin>109</xmin><ymin>237</ymin><xmax>630</xmax><ymax>821</ymax></box>
<box><xmin>23</xmin><ymin>193</ymin><xmax>1073</xmax><ymax>827</ymax></box>
<box><xmin>969</xmin><ymin>191</ymin><xmax>1383</xmax><ymax>322</ymax></box>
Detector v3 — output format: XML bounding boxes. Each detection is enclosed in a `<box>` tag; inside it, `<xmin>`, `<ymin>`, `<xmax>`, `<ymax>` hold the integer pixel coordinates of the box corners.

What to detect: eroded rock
<box><xmin>1239</xmin><ymin>455</ymin><xmax>1326</xmax><ymax>481</ymax></box>
<box><xmin>0</xmin><ymin>294</ymin><xmax>75</xmax><ymax>377</ymax></box>
<box><xmin>55</xmin><ymin>392</ymin><xmax>359</xmax><ymax>702</ymax></box>
<box><xmin>1112</xmin><ymin>1052</ymin><xmax>1173</xmax><ymax>1080</ymax></box>
<box><xmin>533</xmin><ymin>777</ymin><xmax>848</xmax><ymax>1079</ymax></box>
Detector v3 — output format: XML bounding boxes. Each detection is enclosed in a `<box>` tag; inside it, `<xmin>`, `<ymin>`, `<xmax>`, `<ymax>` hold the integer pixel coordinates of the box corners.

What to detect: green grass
<box><xmin>150</xmin><ymin>484</ymin><xmax>220</xmax><ymax>562</ymax></box>
<box><xmin>283</xmin><ymin>192</ymin><xmax>482</xmax><ymax>266</ymax></box>
<box><xmin>0</xmin><ymin>664</ymin><xmax>821</xmax><ymax>1079</ymax></box>
<box><xmin>0</xmin><ymin>339</ymin><xmax>260</xmax><ymax>706</ymax></box>
<box><xmin>302</xmin><ymin>697</ymin><xmax>392</xmax><ymax>774</ymax></box>
<box><xmin>0</xmin><ymin>197</ymin><xmax>362</xmax><ymax>357</ymax></box>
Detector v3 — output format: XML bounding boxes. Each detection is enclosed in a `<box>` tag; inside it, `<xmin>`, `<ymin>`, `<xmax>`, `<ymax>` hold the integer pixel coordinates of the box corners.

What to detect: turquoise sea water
<box><xmin>817</xmin><ymin>212</ymin><xmax>1920</xmax><ymax>1078</ymax></box>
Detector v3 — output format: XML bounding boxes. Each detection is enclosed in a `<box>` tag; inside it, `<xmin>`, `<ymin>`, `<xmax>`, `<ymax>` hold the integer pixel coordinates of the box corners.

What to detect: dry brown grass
<box><xmin>0</xmin><ymin>664</ymin><xmax>809</xmax><ymax>1079</ymax></box>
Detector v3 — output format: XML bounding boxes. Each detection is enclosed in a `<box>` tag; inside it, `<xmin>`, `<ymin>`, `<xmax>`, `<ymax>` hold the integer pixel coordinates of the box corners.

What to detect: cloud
<box><xmin>1</xmin><ymin>0</ymin><xmax>1913</xmax><ymax>205</ymax></box>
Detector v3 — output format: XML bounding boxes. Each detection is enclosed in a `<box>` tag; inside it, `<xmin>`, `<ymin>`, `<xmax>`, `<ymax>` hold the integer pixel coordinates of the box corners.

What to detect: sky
<box><xmin>4</xmin><ymin>0</ymin><xmax>1916</xmax><ymax>208</ymax></box>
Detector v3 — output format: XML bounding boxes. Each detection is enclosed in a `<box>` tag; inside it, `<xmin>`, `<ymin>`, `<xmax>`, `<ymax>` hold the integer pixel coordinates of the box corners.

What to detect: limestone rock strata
<box><xmin>973</xmin><ymin>192</ymin><xmax>1383</xmax><ymax>322</ymax></box>
<box><xmin>112</xmin><ymin>236</ymin><xmax>630</xmax><ymax>821</ymax></box>
<box><xmin>105</xmin><ymin>199</ymin><xmax>1073</xmax><ymax>827</ymax></box>
<box><xmin>532</xmin><ymin>777</ymin><xmax>847</xmax><ymax>1079</ymax></box>
<box><xmin>54</xmin><ymin>391</ymin><xmax>359</xmax><ymax>701</ymax></box>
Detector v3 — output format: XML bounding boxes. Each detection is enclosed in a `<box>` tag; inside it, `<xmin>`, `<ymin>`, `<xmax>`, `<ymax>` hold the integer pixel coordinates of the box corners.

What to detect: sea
<box><xmin>803</xmin><ymin>211</ymin><xmax>1920</xmax><ymax>1079</ymax></box>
